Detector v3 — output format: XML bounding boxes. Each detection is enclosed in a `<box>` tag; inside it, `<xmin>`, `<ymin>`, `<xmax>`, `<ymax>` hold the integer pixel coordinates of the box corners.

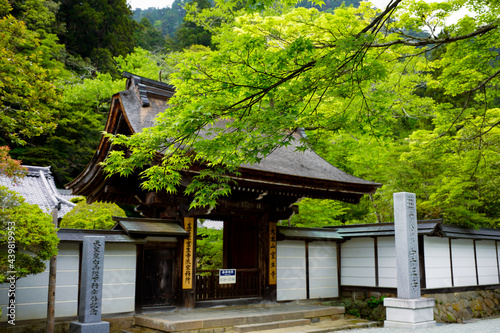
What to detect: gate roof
<box><xmin>67</xmin><ymin>72</ymin><xmax>381</xmax><ymax>212</ymax></box>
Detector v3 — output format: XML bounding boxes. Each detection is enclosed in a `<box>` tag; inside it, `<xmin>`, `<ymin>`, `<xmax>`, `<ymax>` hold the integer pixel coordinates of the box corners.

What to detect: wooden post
<box><xmin>181</xmin><ymin>217</ymin><xmax>197</xmax><ymax>308</ymax></box>
<box><xmin>47</xmin><ymin>208</ymin><xmax>58</xmax><ymax>333</ymax></box>
<box><xmin>135</xmin><ymin>244</ymin><xmax>144</xmax><ymax>314</ymax></box>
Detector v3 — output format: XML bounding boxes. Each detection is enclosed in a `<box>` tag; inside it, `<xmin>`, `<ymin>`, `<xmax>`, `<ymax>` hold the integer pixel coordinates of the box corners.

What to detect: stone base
<box><xmin>69</xmin><ymin>321</ymin><xmax>110</xmax><ymax>333</ymax></box>
<box><xmin>384</xmin><ymin>297</ymin><xmax>436</xmax><ymax>329</ymax></box>
<box><xmin>384</xmin><ymin>320</ymin><xmax>436</xmax><ymax>329</ymax></box>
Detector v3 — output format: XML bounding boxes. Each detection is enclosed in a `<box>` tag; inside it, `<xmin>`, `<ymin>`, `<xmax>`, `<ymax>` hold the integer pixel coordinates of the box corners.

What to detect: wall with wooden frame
<box><xmin>101</xmin><ymin>243</ymin><xmax>136</xmax><ymax>314</ymax></box>
<box><xmin>0</xmin><ymin>242</ymin><xmax>136</xmax><ymax>323</ymax></box>
<box><xmin>277</xmin><ymin>240</ymin><xmax>338</xmax><ymax>301</ymax></box>
<box><xmin>340</xmin><ymin>237</ymin><xmax>376</xmax><ymax>287</ymax></box>
<box><xmin>340</xmin><ymin>236</ymin><xmax>500</xmax><ymax>290</ymax></box>
<box><xmin>0</xmin><ymin>243</ymin><xmax>79</xmax><ymax>321</ymax></box>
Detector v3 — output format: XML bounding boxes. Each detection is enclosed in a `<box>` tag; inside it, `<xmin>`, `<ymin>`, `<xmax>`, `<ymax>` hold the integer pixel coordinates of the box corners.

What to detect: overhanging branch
<box><xmin>369</xmin><ymin>22</ymin><xmax>498</xmax><ymax>48</ymax></box>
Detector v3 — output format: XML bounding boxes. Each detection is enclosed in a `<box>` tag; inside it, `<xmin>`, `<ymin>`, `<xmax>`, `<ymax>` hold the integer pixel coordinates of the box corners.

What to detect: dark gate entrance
<box><xmin>196</xmin><ymin>217</ymin><xmax>262</xmax><ymax>301</ymax></box>
<box><xmin>136</xmin><ymin>244</ymin><xmax>176</xmax><ymax>311</ymax></box>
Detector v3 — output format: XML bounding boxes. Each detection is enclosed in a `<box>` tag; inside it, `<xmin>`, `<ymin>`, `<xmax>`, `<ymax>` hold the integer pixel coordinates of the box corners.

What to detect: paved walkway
<box><xmin>334</xmin><ymin>317</ymin><xmax>500</xmax><ymax>333</ymax></box>
<box><xmin>129</xmin><ymin>304</ymin><xmax>500</xmax><ymax>333</ymax></box>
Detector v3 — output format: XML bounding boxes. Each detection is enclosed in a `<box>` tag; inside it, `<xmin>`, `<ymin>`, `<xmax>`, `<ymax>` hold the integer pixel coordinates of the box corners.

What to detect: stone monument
<box><xmin>384</xmin><ymin>192</ymin><xmax>435</xmax><ymax>329</ymax></box>
<box><xmin>70</xmin><ymin>236</ymin><xmax>109</xmax><ymax>333</ymax></box>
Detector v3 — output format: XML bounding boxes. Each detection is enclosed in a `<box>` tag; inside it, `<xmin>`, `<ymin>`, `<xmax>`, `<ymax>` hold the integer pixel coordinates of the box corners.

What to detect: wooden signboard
<box><xmin>269</xmin><ymin>222</ymin><xmax>277</xmax><ymax>285</ymax></box>
<box><xmin>182</xmin><ymin>217</ymin><xmax>195</xmax><ymax>289</ymax></box>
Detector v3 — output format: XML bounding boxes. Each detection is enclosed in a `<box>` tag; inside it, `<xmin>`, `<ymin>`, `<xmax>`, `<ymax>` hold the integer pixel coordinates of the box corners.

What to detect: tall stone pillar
<box><xmin>384</xmin><ymin>192</ymin><xmax>435</xmax><ymax>329</ymax></box>
<box><xmin>70</xmin><ymin>236</ymin><xmax>109</xmax><ymax>333</ymax></box>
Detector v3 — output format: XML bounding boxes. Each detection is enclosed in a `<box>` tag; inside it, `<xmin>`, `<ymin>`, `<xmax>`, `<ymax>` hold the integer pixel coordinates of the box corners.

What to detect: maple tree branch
<box><xmin>370</xmin><ymin>22</ymin><xmax>498</xmax><ymax>48</ymax></box>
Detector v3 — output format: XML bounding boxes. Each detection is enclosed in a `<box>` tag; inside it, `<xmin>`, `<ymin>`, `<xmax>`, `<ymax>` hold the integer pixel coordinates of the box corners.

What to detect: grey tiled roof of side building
<box><xmin>198</xmin><ymin>220</ymin><xmax>224</xmax><ymax>230</ymax></box>
<box><xmin>0</xmin><ymin>165</ymin><xmax>76</xmax><ymax>219</ymax></box>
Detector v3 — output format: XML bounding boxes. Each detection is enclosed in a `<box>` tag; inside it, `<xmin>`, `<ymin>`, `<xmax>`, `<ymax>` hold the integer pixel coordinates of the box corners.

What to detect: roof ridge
<box><xmin>25</xmin><ymin>165</ymin><xmax>51</xmax><ymax>177</ymax></box>
<box><xmin>122</xmin><ymin>71</ymin><xmax>175</xmax><ymax>107</ymax></box>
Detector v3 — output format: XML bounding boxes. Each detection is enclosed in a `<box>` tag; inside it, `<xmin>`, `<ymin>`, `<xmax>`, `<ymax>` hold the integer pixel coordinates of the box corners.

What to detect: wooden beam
<box><xmin>305</xmin><ymin>241</ymin><xmax>310</xmax><ymax>299</ymax></box>
<box><xmin>449</xmin><ymin>238</ymin><xmax>454</xmax><ymax>287</ymax></box>
<box><xmin>373</xmin><ymin>237</ymin><xmax>379</xmax><ymax>288</ymax></box>
<box><xmin>418</xmin><ymin>235</ymin><xmax>426</xmax><ymax>289</ymax></box>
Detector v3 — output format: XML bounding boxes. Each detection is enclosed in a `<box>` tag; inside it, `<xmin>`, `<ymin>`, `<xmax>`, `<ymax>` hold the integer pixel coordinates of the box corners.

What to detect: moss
<box><xmin>324</xmin><ymin>296</ymin><xmax>386</xmax><ymax>322</ymax></box>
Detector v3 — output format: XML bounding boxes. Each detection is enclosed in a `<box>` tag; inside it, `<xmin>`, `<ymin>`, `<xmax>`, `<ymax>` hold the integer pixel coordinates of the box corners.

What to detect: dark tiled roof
<box><xmin>330</xmin><ymin>220</ymin><xmax>500</xmax><ymax>241</ymax></box>
<box><xmin>57</xmin><ymin>228</ymin><xmax>145</xmax><ymax>243</ymax></box>
<box><xmin>199</xmin><ymin>220</ymin><xmax>224</xmax><ymax>230</ymax></box>
<box><xmin>438</xmin><ymin>224</ymin><xmax>500</xmax><ymax>241</ymax></box>
<box><xmin>328</xmin><ymin>220</ymin><xmax>441</xmax><ymax>237</ymax></box>
<box><xmin>119</xmin><ymin>75</ymin><xmax>380</xmax><ymax>188</ymax></box>
<box><xmin>278</xmin><ymin>226</ymin><xmax>343</xmax><ymax>241</ymax></box>
<box><xmin>68</xmin><ymin>73</ymin><xmax>381</xmax><ymax>205</ymax></box>
<box><xmin>112</xmin><ymin>216</ymin><xmax>188</xmax><ymax>237</ymax></box>
<box><xmin>240</xmin><ymin>133</ymin><xmax>377</xmax><ymax>186</ymax></box>
<box><xmin>0</xmin><ymin>166</ymin><xmax>76</xmax><ymax>219</ymax></box>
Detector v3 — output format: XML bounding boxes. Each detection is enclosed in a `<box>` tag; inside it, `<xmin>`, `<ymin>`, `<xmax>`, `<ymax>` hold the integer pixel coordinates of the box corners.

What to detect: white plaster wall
<box><xmin>424</xmin><ymin>236</ymin><xmax>452</xmax><ymax>288</ymax></box>
<box><xmin>0</xmin><ymin>242</ymin><xmax>79</xmax><ymax>322</ymax></box>
<box><xmin>102</xmin><ymin>243</ymin><xmax>137</xmax><ymax>314</ymax></box>
<box><xmin>377</xmin><ymin>237</ymin><xmax>397</xmax><ymax>288</ymax></box>
<box><xmin>341</xmin><ymin>238</ymin><xmax>376</xmax><ymax>287</ymax></box>
<box><xmin>0</xmin><ymin>242</ymin><xmax>137</xmax><ymax>322</ymax></box>
<box><xmin>498</xmin><ymin>242</ymin><xmax>500</xmax><ymax>282</ymax></box>
<box><xmin>308</xmin><ymin>241</ymin><xmax>338</xmax><ymax>298</ymax></box>
<box><xmin>277</xmin><ymin>240</ymin><xmax>306</xmax><ymax>301</ymax></box>
<box><xmin>475</xmin><ymin>240</ymin><xmax>499</xmax><ymax>285</ymax></box>
<box><xmin>451</xmin><ymin>239</ymin><xmax>477</xmax><ymax>287</ymax></box>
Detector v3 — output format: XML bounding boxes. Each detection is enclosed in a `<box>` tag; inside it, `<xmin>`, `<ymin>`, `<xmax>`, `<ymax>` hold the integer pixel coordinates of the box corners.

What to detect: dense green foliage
<box><xmin>8</xmin><ymin>48</ymin><xmax>161</xmax><ymax>185</ymax></box>
<box><xmin>0</xmin><ymin>147</ymin><xmax>26</xmax><ymax>180</ymax></box>
<box><xmin>283</xmin><ymin>198</ymin><xmax>348</xmax><ymax>227</ymax></box>
<box><xmin>2</xmin><ymin>0</ymin><xmax>500</xmax><ymax>229</ymax></box>
<box><xmin>0</xmin><ymin>152</ymin><xmax>57</xmax><ymax>283</ymax></box>
<box><xmin>130</xmin><ymin>0</ymin><xmax>361</xmax><ymax>51</ymax></box>
<box><xmin>57</xmin><ymin>0</ymin><xmax>136</xmax><ymax>73</ymax></box>
<box><xmin>173</xmin><ymin>0</ymin><xmax>213</xmax><ymax>50</ymax></box>
<box><xmin>133</xmin><ymin>0</ymin><xmax>187</xmax><ymax>39</ymax></box>
<box><xmin>0</xmin><ymin>186</ymin><xmax>59</xmax><ymax>283</ymax></box>
<box><xmin>196</xmin><ymin>224</ymin><xmax>224</xmax><ymax>270</ymax></box>
<box><xmin>0</xmin><ymin>1</ymin><xmax>61</xmax><ymax>145</ymax></box>
<box><xmin>60</xmin><ymin>199</ymin><xmax>126</xmax><ymax>229</ymax></box>
<box><xmin>135</xmin><ymin>17</ymin><xmax>167</xmax><ymax>52</ymax></box>
<box><xmin>103</xmin><ymin>0</ymin><xmax>500</xmax><ymax>228</ymax></box>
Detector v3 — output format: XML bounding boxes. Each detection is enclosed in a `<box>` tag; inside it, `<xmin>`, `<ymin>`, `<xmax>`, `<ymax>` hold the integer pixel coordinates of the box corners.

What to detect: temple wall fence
<box><xmin>0</xmin><ymin>242</ymin><xmax>136</xmax><ymax>323</ymax></box>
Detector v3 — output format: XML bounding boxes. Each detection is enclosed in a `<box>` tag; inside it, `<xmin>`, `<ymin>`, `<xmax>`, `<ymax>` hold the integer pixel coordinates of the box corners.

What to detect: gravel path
<box><xmin>336</xmin><ymin>317</ymin><xmax>500</xmax><ymax>332</ymax></box>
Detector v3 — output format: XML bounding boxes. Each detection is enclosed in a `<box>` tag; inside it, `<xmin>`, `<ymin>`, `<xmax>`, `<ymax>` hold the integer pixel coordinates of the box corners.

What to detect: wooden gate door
<box><xmin>137</xmin><ymin>245</ymin><xmax>176</xmax><ymax>311</ymax></box>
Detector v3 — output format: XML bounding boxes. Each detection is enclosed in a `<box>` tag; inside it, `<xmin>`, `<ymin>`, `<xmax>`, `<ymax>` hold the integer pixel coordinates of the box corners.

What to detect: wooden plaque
<box><xmin>182</xmin><ymin>217</ymin><xmax>195</xmax><ymax>289</ymax></box>
<box><xmin>269</xmin><ymin>222</ymin><xmax>277</xmax><ymax>285</ymax></box>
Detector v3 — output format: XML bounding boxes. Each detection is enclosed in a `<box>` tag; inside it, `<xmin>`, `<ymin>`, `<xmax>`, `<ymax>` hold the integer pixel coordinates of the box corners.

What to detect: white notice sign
<box><xmin>219</xmin><ymin>269</ymin><xmax>236</xmax><ymax>284</ymax></box>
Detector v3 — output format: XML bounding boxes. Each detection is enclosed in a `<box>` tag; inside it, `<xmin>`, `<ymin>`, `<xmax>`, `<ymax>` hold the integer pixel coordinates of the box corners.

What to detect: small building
<box><xmin>0</xmin><ymin>166</ymin><xmax>77</xmax><ymax>320</ymax></box>
<box><xmin>0</xmin><ymin>165</ymin><xmax>76</xmax><ymax>219</ymax></box>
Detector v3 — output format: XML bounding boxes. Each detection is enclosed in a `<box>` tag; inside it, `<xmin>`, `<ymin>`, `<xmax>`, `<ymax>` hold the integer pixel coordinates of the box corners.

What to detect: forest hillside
<box><xmin>2</xmin><ymin>0</ymin><xmax>499</xmax><ymax>228</ymax></box>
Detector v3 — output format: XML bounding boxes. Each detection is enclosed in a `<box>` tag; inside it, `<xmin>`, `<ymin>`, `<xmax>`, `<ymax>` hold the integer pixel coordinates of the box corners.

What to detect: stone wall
<box><xmin>424</xmin><ymin>289</ymin><xmax>500</xmax><ymax>323</ymax></box>
<box><xmin>339</xmin><ymin>289</ymin><xmax>500</xmax><ymax>323</ymax></box>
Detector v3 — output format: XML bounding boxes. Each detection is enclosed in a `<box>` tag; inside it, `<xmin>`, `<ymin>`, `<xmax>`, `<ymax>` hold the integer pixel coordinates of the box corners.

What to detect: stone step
<box><xmin>134</xmin><ymin>305</ymin><xmax>345</xmax><ymax>332</ymax></box>
<box><xmin>233</xmin><ymin>319</ymin><xmax>311</xmax><ymax>332</ymax></box>
<box><xmin>238</xmin><ymin>318</ymin><xmax>381</xmax><ymax>333</ymax></box>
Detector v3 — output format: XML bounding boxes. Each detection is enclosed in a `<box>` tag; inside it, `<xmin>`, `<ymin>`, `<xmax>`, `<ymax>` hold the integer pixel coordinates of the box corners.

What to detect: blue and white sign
<box><xmin>219</xmin><ymin>269</ymin><xmax>236</xmax><ymax>284</ymax></box>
